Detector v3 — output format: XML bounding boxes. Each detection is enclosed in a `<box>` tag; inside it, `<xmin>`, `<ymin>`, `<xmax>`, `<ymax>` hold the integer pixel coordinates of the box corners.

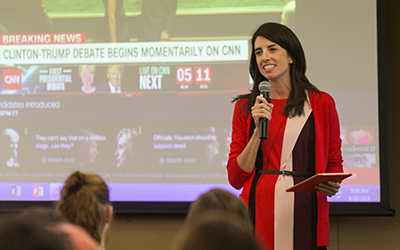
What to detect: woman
<box><xmin>17</xmin><ymin>207</ymin><xmax>100</xmax><ymax>250</ymax></box>
<box><xmin>184</xmin><ymin>188</ymin><xmax>253</xmax><ymax>233</ymax></box>
<box><xmin>78</xmin><ymin>65</ymin><xmax>96</xmax><ymax>94</ymax></box>
<box><xmin>114</xmin><ymin>128</ymin><xmax>138</xmax><ymax>167</ymax></box>
<box><xmin>174</xmin><ymin>188</ymin><xmax>260</xmax><ymax>250</ymax></box>
<box><xmin>56</xmin><ymin>171</ymin><xmax>113</xmax><ymax>250</ymax></box>
<box><xmin>227</xmin><ymin>22</ymin><xmax>343</xmax><ymax>250</ymax></box>
<box><xmin>0</xmin><ymin>216</ymin><xmax>72</xmax><ymax>250</ymax></box>
<box><xmin>174</xmin><ymin>213</ymin><xmax>261</xmax><ymax>250</ymax></box>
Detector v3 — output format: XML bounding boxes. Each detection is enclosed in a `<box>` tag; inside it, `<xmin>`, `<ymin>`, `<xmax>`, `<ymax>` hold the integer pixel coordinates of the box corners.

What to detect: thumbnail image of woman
<box><xmin>115</xmin><ymin>128</ymin><xmax>139</xmax><ymax>167</ymax></box>
<box><xmin>343</xmin><ymin>153</ymin><xmax>376</xmax><ymax>168</ymax></box>
<box><xmin>78</xmin><ymin>65</ymin><xmax>96</xmax><ymax>94</ymax></box>
<box><xmin>0</xmin><ymin>128</ymin><xmax>20</xmax><ymax>167</ymax></box>
<box><xmin>341</xmin><ymin>126</ymin><xmax>375</xmax><ymax>145</ymax></box>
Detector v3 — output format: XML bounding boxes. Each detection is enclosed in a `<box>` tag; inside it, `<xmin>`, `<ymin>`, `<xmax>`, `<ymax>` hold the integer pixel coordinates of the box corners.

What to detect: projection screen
<box><xmin>0</xmin><ymin>0</ymin><xmax>391</xmax><ymax>215</ymax></box>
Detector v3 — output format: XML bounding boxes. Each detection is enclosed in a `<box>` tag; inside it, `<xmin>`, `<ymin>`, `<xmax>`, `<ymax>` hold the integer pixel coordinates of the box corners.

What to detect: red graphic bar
<box><xmin>0</xmin><ymin>33</ymin><xmax>86</xmax><ymax>45</ymax></box>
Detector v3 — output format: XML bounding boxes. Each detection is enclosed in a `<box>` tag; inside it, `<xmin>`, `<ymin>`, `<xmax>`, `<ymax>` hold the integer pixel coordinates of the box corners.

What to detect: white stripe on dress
<box><xmin>274</xmin><ymin>100</ymin><xmax>311</xmax><ymax>250</ymax></box>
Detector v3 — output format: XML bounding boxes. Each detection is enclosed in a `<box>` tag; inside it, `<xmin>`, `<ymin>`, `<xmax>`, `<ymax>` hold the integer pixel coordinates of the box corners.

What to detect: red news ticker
<box><xmin>0</xmin><ymin>33</ymin><xmax>86</xmax><ymax>45</ymax></box>
<box><xmin>176</xmin><ymin>66</ymin><xmax>212</xmax><ymax>85</ymax></box>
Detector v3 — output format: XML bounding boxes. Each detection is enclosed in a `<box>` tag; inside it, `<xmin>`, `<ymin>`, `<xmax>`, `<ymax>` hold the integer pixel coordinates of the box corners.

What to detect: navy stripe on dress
<box><xmin>292</xmin><ymin>113</ymin><xmax>326</xmax><ymax>250</ymax></box>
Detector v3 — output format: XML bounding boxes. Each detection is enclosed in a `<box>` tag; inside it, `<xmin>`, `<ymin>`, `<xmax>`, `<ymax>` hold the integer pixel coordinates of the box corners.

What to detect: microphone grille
<box><xmin>258</xmin><ymin>81</ymin><xmax>271</xmax><ymax>92</ymax></box>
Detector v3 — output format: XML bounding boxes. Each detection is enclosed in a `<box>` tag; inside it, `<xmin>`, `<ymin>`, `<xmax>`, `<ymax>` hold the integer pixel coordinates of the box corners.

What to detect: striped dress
<box><xmin>252</xmin><ymin>98</ymin><xmax>323</xmax><ymax>250</ymax></box>
<box><xmin>227</xmin><ymin>94</ymin><xmax>340</xmax><ymax>250</ymax></box>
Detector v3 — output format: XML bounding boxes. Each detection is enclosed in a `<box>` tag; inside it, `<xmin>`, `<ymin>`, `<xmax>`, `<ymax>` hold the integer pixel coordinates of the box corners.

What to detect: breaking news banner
<box><xmin>0</xmin><ymin>40</ymin><xmax>249</xmax><ymax>65</ymax></box>
<box><xmin>0</xmin><ymin>33</ymin><xmax>85</xmax><ymax>45</ymax></box>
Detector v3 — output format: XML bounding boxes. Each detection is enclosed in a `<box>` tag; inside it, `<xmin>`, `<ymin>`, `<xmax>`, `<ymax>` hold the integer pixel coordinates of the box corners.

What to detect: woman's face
<box><xmin>80</xmin><ymin>67</ymin><xmax>95</xmax><ymax>87</ymax></box>
<box><xmin>254</xmin><ymin>36</ymin><xmax>292</xmax><ymax>84</ymax></box>
<box><xmin>114</xmin><ymin>134</ymin><xmax>132</xmax><ymax>167</ymax></box>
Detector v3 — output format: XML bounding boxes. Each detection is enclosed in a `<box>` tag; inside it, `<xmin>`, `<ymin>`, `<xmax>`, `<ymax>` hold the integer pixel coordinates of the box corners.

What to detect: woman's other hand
<box><xmin>315</xmin><ymin>181</ymin><xmax>341</xmax><ymax>197</ymax></box>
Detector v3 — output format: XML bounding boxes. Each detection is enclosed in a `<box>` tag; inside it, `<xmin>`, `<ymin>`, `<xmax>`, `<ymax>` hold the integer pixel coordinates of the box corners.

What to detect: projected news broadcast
<box><xmin>0</xmin><ymin>0</ymin><xmax>381</xmax><ymax>207</ymax></box>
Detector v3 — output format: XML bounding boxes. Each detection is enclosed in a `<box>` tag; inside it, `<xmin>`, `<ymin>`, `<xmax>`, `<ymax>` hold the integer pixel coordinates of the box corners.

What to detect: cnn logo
<box><xmin>3</xmin><ymin>69</ymin><xmax>22</xmax><ymax>90</ymax></box>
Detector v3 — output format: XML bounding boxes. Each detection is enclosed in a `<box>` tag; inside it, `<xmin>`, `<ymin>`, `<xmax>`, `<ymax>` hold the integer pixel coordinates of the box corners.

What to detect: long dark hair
<box><xmin>233</xmin><ymin>22</ymin><xmax>319</xmax><ymax>117</ymax></box>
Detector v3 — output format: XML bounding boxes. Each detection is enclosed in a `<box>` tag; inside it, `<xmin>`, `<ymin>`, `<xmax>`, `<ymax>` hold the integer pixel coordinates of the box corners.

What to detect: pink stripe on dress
<box><xmin>274</xmin><ymin>101</ymin><xmax>311</xmax><ymax>250</ymax></box>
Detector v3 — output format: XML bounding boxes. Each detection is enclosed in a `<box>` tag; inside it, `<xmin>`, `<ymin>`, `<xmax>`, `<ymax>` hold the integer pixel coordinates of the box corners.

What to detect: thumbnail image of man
<box><xmin>204</xmin><ymin>127</ymin><xmax>232</xmax><ymax>168</ymax></box>
<box><xmin>78</xmin><ymin>65</ymin><xmax>96</xmax><ymax>94</ymax></box>
<box><xmin>0</xmin><ymin>128</ymin><xmax>20</xmax><ymax>167</ymax></box>
<box><xmin>75</xmin><ymin>130</ymin><xmax>98</xmax><ymax>168</ymax></box>
<box><xmin>219</xmin><ymin>130</ymin><xmax>232</xmax><ymax>167</ymax></box>
<box><xmin>115</xmin><ymin>128</ymin><xmax>139</xmax><ymax>167</ymax></box>
<box><xmin>97</xmin><ymin>65</ymin><xmax>125</xmax><ymax>93</ymax></box>
<box><xmin>203</xmin><ymin>127</ymin><xmax>220</xmax><ymax>167</ymax></box>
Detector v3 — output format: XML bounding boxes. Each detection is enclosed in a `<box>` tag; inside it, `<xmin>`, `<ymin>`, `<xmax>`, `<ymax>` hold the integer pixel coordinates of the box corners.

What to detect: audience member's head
<box><xmin>56</xmin><ymin>171</ymin><xmax>112</xmax><ymax>249</ymax></box>
<box><xmin>17</xmin><ymin>206</ymin><xmax>65</xmax><ymax>226</ymax></box>
<box><xmin>17</xmin><ymin>207</ymin><xmax>100</xmax><ymax>250</ymax></box>
<box><xmin>0</xmin><ymin>216</ymin><xmax>72</xmax><ymax>250</ymax></box>
<box><xmin>53</xmin><ymin>222</ymin><xmax>101</xmax><ymax>250</ymax></box>
<box><xmin>185</xmin><ymin>188</ymin><xmax>253</xmax><ymax>233</ymax></box>
<box><xmin>174</xmin><ymin>213</ymin><xmax>261</xmax><ymax>250</ymax></box>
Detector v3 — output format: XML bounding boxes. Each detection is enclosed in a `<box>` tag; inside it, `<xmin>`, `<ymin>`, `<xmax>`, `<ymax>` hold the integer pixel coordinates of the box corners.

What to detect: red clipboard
<box><xmin>286</xmin><ymin>173</ymin><xmax>352</xmax><ymax>192</ymax></box>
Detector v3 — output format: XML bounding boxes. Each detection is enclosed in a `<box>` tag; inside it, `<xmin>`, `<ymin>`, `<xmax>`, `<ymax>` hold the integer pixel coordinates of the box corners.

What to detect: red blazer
<box><xmin>227</xmin><ymin>90</ymin><xmax>343</xmax><ymax>246</ymax></box>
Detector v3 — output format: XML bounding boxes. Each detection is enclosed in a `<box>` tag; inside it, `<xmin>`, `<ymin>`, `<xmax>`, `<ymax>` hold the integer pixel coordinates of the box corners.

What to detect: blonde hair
<box><xmin>117</xmin><ymin>128</ymin><xmax>139</xmax><ymax>150</ymax></box>
<box><xmin>78</xmin><ymin>65</ymin><xmax>95</xmax><ymax>75</ymax></box>
<box><xmin>56</xmin><ymin>171</ymin><xmax>109</xmax><ymax>244</ymax></box>
<box><xmin>117</xmin><ymin>128</ymin><xmax>139</xmax><ymax>141</ymax></box>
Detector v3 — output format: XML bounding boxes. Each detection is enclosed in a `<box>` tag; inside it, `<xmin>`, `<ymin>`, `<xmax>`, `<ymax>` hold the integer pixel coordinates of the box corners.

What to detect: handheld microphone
<box><xmin>258</xmin><ymin>81</ymin><xmax>271</xmax><ymax>140</ymax></box>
